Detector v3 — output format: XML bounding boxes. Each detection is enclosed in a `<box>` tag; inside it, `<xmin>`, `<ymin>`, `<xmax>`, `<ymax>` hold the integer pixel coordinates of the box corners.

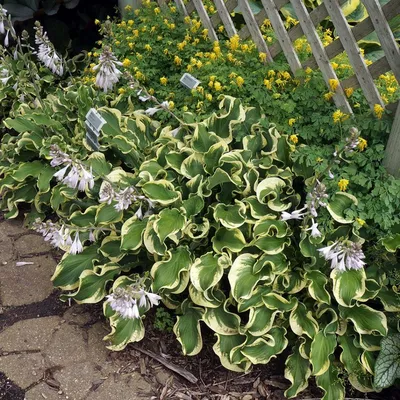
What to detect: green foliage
<box><xmin>374</xmin><ymin>333</ymin><xmax>400</xmax><ymax>389</ymax></box>
<box><xmin>153</xmin><ymin>307</ymin><xmax>175</xmax><ymax>333</ymax></box>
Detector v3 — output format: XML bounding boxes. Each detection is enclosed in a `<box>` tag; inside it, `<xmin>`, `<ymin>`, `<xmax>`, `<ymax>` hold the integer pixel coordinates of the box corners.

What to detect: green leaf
<box><xmin>173</xmin><ymin>300</ymin><xmax>204</xmax><ymax>356</ymax></box>
<box><xmin>331</xmin><ymin>268</ymin><xmax>366</xmax><ymax>307</ymax></box>
<box><xmin>339</xmin><ymin>304</ymin><xmax>387</xmax><ymax>336</ymax></box>
<box><xmin>305</xmin><ymin>271</ymin><xmax>331</xmax><ymax>305</ymax></box>
<box><xmin>181</xmin><ymin>195</ymin><xmax>204</xmax><ymax>217</ymax></box>
<box><xmin>120</xmin><ymin>216</ymin><xmax>147</xmax><ymax>251</ymax></box>
<box><xmin>284</xmin><ymin>343</ymin><xmax>312</xmax><ymax>398</ymax></box>
<box><xmin>241</xmin><ymin>327</ymin><xmax>288</xmax><ymax>364</ymax></box>
<box><xmin>67</xmin><ymin>264</ymin><xmax>120</xmax><ymax>303</ymax></box>
<box><xmin>382</xmin><ymin>233</ymin><xmax>400</xmax><ymax>252</ymax></box>
<box><xmin>310</xmin><ymin>331</ymin><xmax>337</xmax><ymax>376</ymax></box>
<box><xmin>374</xmin><ymin>333</ymin><xmax>400</xmax><ymax>389</ymax></box>
<box><xmin>244</xmin><ymin>306</ymin><xmax>281</xmax><ymax>336</ymax></box>
<box><xmin>212</xmin><ymin>227</ymin><xmax>246</xmax><ymax>253</ymax></box>
<box><xmin>69</xmin><ymin>206</ymin><xmax>97</xmax><ymax>227</ymax></box>
<box><xmin>213</xmin><ymin>333</ymin><xmax>249</xmax><ymax>372</ymax></box>
<box><xmin>190</xmin><ymin>252</ymin><xmax>229</xmax><ymax>292</ymax></box>
<box><xmin>142</xmin><ymin>180</ymin><xmax>181</xmax><ymax>205</ymax></box>
<box><xmin>213</xmin><ymin>202</ymin><xmax>246</xmax><ymax>229</ymax></box>
<box><xmin>51</xmin><ymin>245</ymin><xmax>100</xmax><ymax>290</ymax></box>
<box><xmin>151</xmin><ymin>247</ymin><xmax>192</xmax><ymax>294</ymax></box>
<box><xmin>327</xmin><ymin>192</ymin><xmax>358</xmax><ymax>224</ymax></box>
<box><xmin>154</xmin><ymin>208</ymin><xmax>186</xmax><ymax>242</ymax></box>
<box><xmin>256</xmin><ymin>177</ymin><xmax>290</xmax><ymax>212</ymax></box>
<box><xmin>95</xmin><ymin>203</ymin><xmax>123</xmax><ymax>225</ymax></box>
<box><xmin>203</xmin><ymin>301</ymin><xmax>241</xmax><ymax>335</ymax></box>
<box><xmin>315</xmin><ymin>359</ymin><xmax>345</xmax><ymax>400</ymax></box>
<box><xmin>289</xmin><ymin>302</ymin><xmax>319</xmax><ymax>339</ymax></box>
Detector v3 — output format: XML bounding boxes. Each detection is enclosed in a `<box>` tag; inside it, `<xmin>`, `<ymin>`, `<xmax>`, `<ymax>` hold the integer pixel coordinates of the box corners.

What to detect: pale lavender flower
<box><xmin>99</xmin><ymin>182</ymin><xmax>115</xmax><ymax>204</ymax></box>
<box><xmin>70</xmin><ymin>233</ymin><xmax>83</xmax><ymax>255</ymax></box>
<box><xmin>307</xmin><ymin>180</ymin><xmax>328</xmax><ymax>217</ymax></box>
<box><xmin>318</xmin><ymin>240</ymin><xmax>365</xmax><ymax>271</ymax></box>
<box><xmin>145</xmin><ymin>101</ymin><xmax>169</xmax><ymax>116</ymax></box>
<box><xmin>281</xmin><ymin>206</ymin><xmax>308</xmax><ymax>221</ymax></box>
<box><xmin>93</xmin><ymin>47</ymin><xmax>122</xmax><ymax>92</ymax></box>
<box><xmin>114</xmin><ymin>187</ymin><xmax>136</xmax><ymax>211</ymax></box>
<box><xmin>306</xmin><ymin>220</ymin><xmax>322</xmax><ymax>238</ymax></box>
<box><xmin>0</xmin><ymin>7</ymin><xmax>6</xmax><ymax>35</ymax></box>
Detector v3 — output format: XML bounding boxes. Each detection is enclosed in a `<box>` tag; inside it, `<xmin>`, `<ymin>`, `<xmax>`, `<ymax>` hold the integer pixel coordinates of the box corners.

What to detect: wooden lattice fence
<box><xmin>130</xmin><ymin>0</ymin><xmax>400</xmax><ymax>175</ymax></box>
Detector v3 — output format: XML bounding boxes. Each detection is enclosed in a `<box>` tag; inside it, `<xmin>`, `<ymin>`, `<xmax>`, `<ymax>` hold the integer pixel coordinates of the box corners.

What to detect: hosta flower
<box><xmin>114</xmin><ymin>187</ymin><xmax>136</xmax><ymax>211</ymax></box>
<box><xmin>318</xmin><ymin>240</ymin><xmax>365</xmax><ymax>271</ymax></box>
<box><xmin>99</xmin><ymin>182</ymin><xmax>115</xmax><ymax>204</ymax></box>
<box><xmin>69</xmin><ymin>233</ymin><xmax>83</xmax><ymax>255</ymax></box>
<box><xmin>307</xmin><ymin>180</ymin><xmax>328</xmax><ymax>217</ymax></box>
<box><xmin>49</xmin><ymin>144</ymin><xmax>71</xmax><ymax>166</ymax></box>
<box><xmin>281</xmin><ymin>206</ymin><xmax>308</xmax><ymax>221</ymax></box>
<box><xmin>93</xmin><ymin>47</ymin><xmax>122</xmax><ymax>92</ymax></box>
<box><xmin>0</xmin><ymin>6</ymin><xmax>7</xmax><ymax>35</ymax></box>
<box><xmin>306</xmin><ymin>220</ymin><xmax>322</xmax><ymax>238</ymax></box>
<box><xmin>34</xmin><ymin>22</ymin><xmax>63</xmax><ymax>76</ymax></box>
<box><xmin>0</xmin><ymin>67</ymin><xmax>11</xmax><ymax>85</ymax></box>
<box><xmin>107</xmin><ymin>285</ymin><xmax>161</xmax><ymax>320</ymax></box>
<box><xmin>145</xmin><ymin>101</ymin><xmax>169</xmax><ymax>116</ymax></box>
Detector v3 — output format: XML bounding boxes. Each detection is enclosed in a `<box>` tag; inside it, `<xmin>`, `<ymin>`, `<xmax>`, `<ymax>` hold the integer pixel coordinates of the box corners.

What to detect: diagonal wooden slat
<box><xmin>324</xmin><ymin>0</ymin><xmax>384</xmax><ymax>110</ymax></box>
<box><xmin>213</xmin><ymin>0</ymin><xmax>237</xmax><ymax>36</ymax></box>
<box><xmin>384</xmin><ymin>102</ymin><xmax>400</xmax><ymax>177</ymax></box>
<box><xmin>192</xmin><ymin>0</ymin><xmax>219</xmax><ymax>41</ymax></box>
<box><xmin>303</xmin><ymin>0</ymin><xmax>400</xmax><ymax>70</ymax></box>
<box><xmin>362</xmin><ymin>0</ymin><xmax>400</xmax><ymax>84</ymax></box>
<box><xmin>261</xmin><ymin>0</ymin><xmax>302</xmax><ymax>74</ymax></box>
<box><xmin>211</xmin><ymin>0</ymin><xmax>238</xmax><ymax>27</ymax></box>
<box><xmin>290</xmin><ymin>0</ymin><xmax>352</xmax><ymax>113</ymax></box>
<box><xmin>237</xmin><ymin>0</ymin><xmax>273</xmax><ymax>60</ymax></box>
<box><xmin>186</xmin><ymin>0</ymin><xmax>195</xmax><ymax>14</ymax></box>
<box><xmin>174</xmin><ymin>0</ymin><xmax>189</xmax><ymax>16</ymax></box>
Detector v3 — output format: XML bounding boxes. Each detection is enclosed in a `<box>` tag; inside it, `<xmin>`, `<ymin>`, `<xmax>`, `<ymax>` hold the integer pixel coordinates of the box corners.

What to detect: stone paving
<box><xmin>0</xmin><ymin>218</ymin><xmax>165</xmax><ymax>400</ymax></box>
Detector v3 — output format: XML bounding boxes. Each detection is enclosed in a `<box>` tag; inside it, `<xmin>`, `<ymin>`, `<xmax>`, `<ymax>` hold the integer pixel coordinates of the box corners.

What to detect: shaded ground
<box><xmin>0</xmin><ymin>216</ymin><xmax>398</xmax><ymax>400</ymax></box>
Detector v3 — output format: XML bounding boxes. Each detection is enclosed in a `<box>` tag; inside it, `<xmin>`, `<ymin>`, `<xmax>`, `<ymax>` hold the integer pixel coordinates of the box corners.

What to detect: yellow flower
<box><xmin>214</xmin><ymin>81</ymin><xmax>222</xmax><ymax>91</ymax></box>
<box><xmin>305</xmin><ymin>67</ymin><xmax>313</xmax><ymax>75</ymax></box>
<box><xmin>357</xmin><ymin>137</ymin><xmax>367</xmax><ymax>151</ymax></box>
<box><xmin>316</xmin><ymin>157</ymin><xmax>323</xmax><ymax>163</ymax></box>
<box><xmin>331</xmin><ymin>62</ymin><xmax>339</xmax><ymax>70</ymax></box>
<box><xmin>87</xmin><ymin>52</ymin><xmax>92</xmax><ymax>57</ymax></box>
<box><xmin>288</xmin><ymin>118</ymin><xmax>296</xmax><ymax>126</ymax></box>
<box><xmin>374</xmin><ymin>104</ymin><xmax>384</xmax><ymax>119</ymax></box>
<box><xmin>236</xmin><ymin>76</ymin><xmax>244</xmax><ymax>87</ymax></box>
<box><xmin>144</xmin><ymin>44</ymin><xmax>152</xmax><ymax>51</ymax></box>
<box><xmin>170</xmin><ymin>6</ymin><xmax>177</xmax><ymax>13</ymax></box>
<box><xmin>95</xmin><ymin>19</ymin><xmax>100</xmax><ymax>25</ymax></box>
<box><xmin>93</xmin><ymin>52</ymin><xmax>99</xmax><ymax>57</ymax></box>
<box><xmin>135</xmin><ymin>71</ymin><xmax>144</xmax><ymax>80</ymax></box>
<box><xmin>134</xmin><ymin>9</ymin><xmax>140</xmax><ymax>16</ymax></box>
<box><xmin>150</xmin><ymin>26</ymin><xmax>156</xmax><ymax>33</ymax></box>
<box><xmin>115</xmin><ymin>41</ymin><xmax>120</xmax><ymax>46</ymax></box>
<box><xmin>174</xmin><ymin>56</ymin><xmax>182</xmax><ymax>66</ymax></box>
<box><xmin>128</xmin><ymin>20</ymin><xmax>134</xmax><ymax>26</ymax></box>
<box><xmin>118</xmin><ymin>88</ymin><xmax>126</xmax><ymax>94</ymax></box>
<box><xmin>133</xmin><ymin>29</ymin><xmax>139</xmax><ymax>37</ymax></box>
<box><xmin>196</xmin><ymin>61</ymin><xmax>203</xmax><ymax>69</ymax></box>
<box><xmin>169</xmin><ymin>23</ymin><xmax>176</xmax><ymax>30</ymax></box>
<box><xmin>228</xmin><ymin>35</ymin><xmax>240</xmax><ymax>51</ymax></box>
<box><xmin>183</xmin><ymin>105</ymin><xmax>188</xmax><ymax>112</ymax></box>
<box><xmin>122</xmin><ymin>58</ymin><xmax>131</xmax><ymax>68</ymax></box>
<box><xmin>177</xmin><ymin>41</ymin><xmax>187</xmax><ymax>50</ymax></box>
<box><xmin>356</xmin><ymin>218</ymin><xmax>366</xmax><ymax>226</ymax></box>
<box><xmin>290</xmin><ymin>134</ymin><xmax>298</xmax><ymax>144</ymax></box>
<box><xmin>206</xmin><ymin>93</ymin><xmax>213</xmax><ymax>101</ymax></box>
<box><xmin>202</xmin><ymin>29</ymin><xmax>209</xmax><ymax>39</ymax></box>
<box><xmin>208</xmin><ymin>81</ymin><xmax>214</xmax><ymax>88</ymax></box>
<box><xmin>209</xmin><ymin>5</ymin><xmax>215</xmax><ymax>13</ymax></box>
<box><xmin>332</xmin><ymin>109</ymin><xmax>349</xmax><ymax>123</ymax></box>
<box><xmin>209</xmin><ymin>75</ymin><xmax>216</xmax><ymax>82</ymax></box>
<box><xmin>338</xmin><ymin>179</ymin><xmax>349</xmax><ymax>191</ymax></box>
<box><xmin>267</xmin><ymin>70</ymin><xmax>275</xmax><ymax>78</ymax></box>
<box><xmin>120</xmin><ymin>21</ymin><xmax>126</xmax><ymax>27</ymax></box>
<box><xmin>196</xmin><ymin>86</ymin><xmax>204</xmax><ymax>94</ymax></box>
<box><xmin>263</xmin><ymin>79</ymin><xmax>272</xmax><ymax>90</ymax></box>
<box><xmin>210</xmin><ymin>52</ymin><xmax>217</xmax><ymax>60</ymax></box>
<box><xmin>218</xmin><ymin>25</ymin><xmax>224</xmax><ymax>32</ymax></box>
<box><xmin>329</xmin><ymin>79</ymin><xmax>339</xmax><ymax>91</ymax></box>
<box><xmin>169</xmin><ymin>101</ymin><xmax>175</xmax><ymax>109</ymax></box>
<box><xmin>154</xmin><ymin>7</ymin><xmax>160</xmax><ymax>14</ymax></box>
<box><xmin>229</xmin><ymin>72</ymin><xmax>237</xmax><ymax>79</ymax></box>
<box><xmin>241</xmin><ymin>44</ymin><xmax>249</xmax><ymax>52</ymax></box>
<box><xmin>124</xmin><ymin>5</ymin><xmax>132</xmax><ymax>11</ymax></box>
<box><xmin>184</xmin><ymin>16</ymin><xmax>191</xmax><ymax>24</ymax></box>
<box><xmin>263</xmin><ymin>19</ymin><xmax>271</xmax><ymax>28</ymax></box>
<box><xmin>345</xmin><ymin>87</ymin><xmax>354</xmax><ymax>98</ymax></box>
<box><xmin>163</xmin><ymin>48</ymin><xmax>169</xmax><ymax>55</ymax></box>
<box><xmin>324</xmin><ymin>92</ymin><xmax>334</xmax><ymax>101</ymax></box>
<box><xmin>259</xmin><ymin>52</ymin><xmax>267</xmax><ymax>62</ymax></box>
<box><xmin>160</xmin><ymin>77</ymin><xmax>168</xmax><ymax>85</ymax></box>
<box><xmin>148</xmin><ymin>88</ymin><xmax>155</xmax><ymax>95</ymax></box>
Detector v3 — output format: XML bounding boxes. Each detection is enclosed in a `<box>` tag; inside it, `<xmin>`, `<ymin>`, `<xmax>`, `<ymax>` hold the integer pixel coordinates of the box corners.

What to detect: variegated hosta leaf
<box><xmin>331</xmin><ymin>268</ymin><xmax>366</xmax><ymax>307</ymax></box>
<box><xmin>213</xmin><ymin>333</ymin><xmax>249</xmax><ymax>372</ymax></box>
<box><xmin>213</xmin><ymin>201</ymin><xmax>247</xmax><ymax>229</ymax></box>
<box><xmin>151</xmin><ymin>246</ymin><xmax>192</xmax><ymax>294</ymax></box>
<box><xmin>190</xmin><ymin>252</ymin><xmax>230</xmax><ymax>292</ymax></box>
<box><xmin>378</xmin><ymin>287</ymin><xmax>400</xmax><ymax>311</ymax></box>
<box><xmin>173</xmin><ymin>300</ymin><xmax>204</xmax><ymax>356</ymax></box>
<box><xmin>189</xmin><ymin>285</ymin><xmax>225</xmax><ymax>308</ymax></box>
<box><xmin>338</xmin><ymin>335</ymin><xmax>374</xmax><ymax>392</ymax></box>
<box><xmin>305</xmin><ymin>270</ymin><xmax>331</xmax><ymax>304</ymax></box>
<box><xmin>212</xmin><ymin>227</ymin><xmax>247</xmax><ymax>254</ymax></box>
<box><xmin>284</xmin><ymin>342</ymin><xmax>312</xmax><ymax>398</ymax></box>
<box><xmin>262</xmin><ymin>292</ymin><xmax>298</xmax><ymax>312</ymax></box>
<box><xmin>203</xmin><ymin>300</ymin><xmax>241</xmax><ymax>335</ymax></box>
<box><xmin>120</xmin><ymin>215</ymin><xmax>147</xmax><ymax>251</ymax></box>
<box><xmin>339</xmin><ymin>304</ymin><xmax>388</xmax><ymax>336</ymax></box>
<box><xmin>95</xmin><ymin>203</ymin><xmax>123</xmax><ymax>225</ymax></box>
<box><xmin>65</xmin><ymin>264</ymin><xmax>120</xmax><ymax>304</ymax></box>
<box><xmin>237</xmin><ymin>286</ymin><xmax>272</xmax><ymax>313</ymax></box>
<box><xmin>244</xmin><ymin>306</ymin><xmax>282</xmax><ymax>337</ymax></box>
<box><xmin>143</xmin><ymin>217</ymin><xmax>167</xmax><ymax>255</ymax></box>
<box><xmin>141</xmin><ymin>180</ymin><xmax>181</xmax><ymax>205</ymax></box>
<box><xmin>99</xmin><ymin>235</ymin><xmax>124</xmax><ymax>262</ymax></box>
<box><xmin>289</xmin><ymin>302</ymin><xmax>319</xmax><ymax>339</ymax></box>
<box><xmin>315</xmin><ymin>305</ymin><xmax>339</xmax><ymax>335</ymax></box>
<box><xmin>327</xmin><ymin>192</ymin><xmax>358</xmax><ymax>224</ymax></box>
<box><xmin>51</xmin><ymin>244</ymin><xmax>100</xmax><ymax>290</ymax></box>
<box><xmin>256</xmin><ymin>177</ymin><xmax>291</xmax><ymax>212</ymax></box>
<box><xmin>310</xmin><ymin>331</ymin><xmax>337</xmax><ymax>376</ymax></box>
<box><xmin>241</xmin><ymin>327</ymin><xmax>288</xmax><ymax>364</ymax></box>
<box><xmin>154</xmin><ymin>208</ymin><xmax>186</xmax><ymax>242</ymax></box>
<box><xmin>315</xmin><ymin>357</ymin><xmax>345</xmax><ymax>400</ymax></box>
<box><xmin>252</xmin><ymin>219</ymin><xmax>291</xmax><ymax>254</ymax></box>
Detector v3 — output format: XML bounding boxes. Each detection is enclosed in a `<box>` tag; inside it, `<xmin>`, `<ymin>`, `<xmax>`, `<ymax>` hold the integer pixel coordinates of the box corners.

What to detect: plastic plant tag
<box><xmin>85</xmin><ymin>108</ymin><xmax>106</xmax><ymax>131</ymax></box>
<box><xmin>180</xmin><ymin>73</ymin><xmax>200</xmax><ymax>89</ymax></box>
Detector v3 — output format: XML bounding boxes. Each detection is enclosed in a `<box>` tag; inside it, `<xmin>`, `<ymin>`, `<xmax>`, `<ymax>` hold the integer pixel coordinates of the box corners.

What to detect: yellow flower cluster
<box><xmin>357</xmin><ymin>137</ymin><xmax>367</xmax><ymax>151</ymax></box>
<box><xmin>374</xmin><ymin>104</ymin><xmax>384</xmax><ymax>119</ymax></box>
<box><xmin>332</xmin><ymin>110</ymin><xmax>349</xmax><ymax>123</ymax></box>
<box><xmin>338</xmin><ymin>179</ymin><xmax>349</xmax><ymax>191</ymax></box>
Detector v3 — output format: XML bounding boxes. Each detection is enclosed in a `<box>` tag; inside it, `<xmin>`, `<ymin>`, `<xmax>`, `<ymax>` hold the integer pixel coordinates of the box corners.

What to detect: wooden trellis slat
<box><xmin>239</xmin><ymin>8</ymin><xmax>267</xmax><ymax>40</ymax></box>
<box><xmin>237</xmin><ymin>0</ymin><xmax>273</xmax><ymax>60</ymax></box>
<box><xmin>192</xmin><ymin>0</ymin><xmax>219</xmax><ymax>41</ymax></box>
<box><xmin>211</xmin><ymin>0</ymin><xmax>238</xmax><ymax>29</ymax></box>
<box><xmin>362</xmin><ymin>0</ymin><xmax>400</xmax><ymax>84</ymax></box>
<box><xmin>261</xmin><ymin>0</ymin><xmax>302</xmax><ymax>74</ymax></box>
<box><xmin>303</xmin><ymin>0</ymin><xmax>400</xmax><ymax>70</ymax></box>
<box><xmin>384</xmin><ymin>102</ymin><xmax>400</xmax><ymax>177</ymax></box>
<box><xmin>289</xmin><ymin>0</ymin><xmax>352</xmax><ymax>113</ymax></box>
<box><xmin>213</xmin><ymin>0</ymin><xmax>237</xmax><ymax>37</ymax></box>
<box><xmin>324</xmin><ymin>0</ymin><xmax>384</xmax><ymax>110</ymax></box>
<box><xmin>174</xmin><ymin>0</ymin><xmax>189</xmax><ymax>16</ymax></box>
<box><xmin>186</xmin><ymin>0</ymin><xmax>195</xmax><ymax>15</ymax></box>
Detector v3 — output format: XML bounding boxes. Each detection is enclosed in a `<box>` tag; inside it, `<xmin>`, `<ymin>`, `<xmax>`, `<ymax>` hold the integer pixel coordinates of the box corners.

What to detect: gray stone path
<box><xmin>0</xmin><ymin>218</ymin><xmax>166</xmax><ymax>400</ymax></box>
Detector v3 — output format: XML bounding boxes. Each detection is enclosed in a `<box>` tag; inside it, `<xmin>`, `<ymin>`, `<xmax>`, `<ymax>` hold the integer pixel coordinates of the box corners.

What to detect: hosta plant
<box><xmin>3</xmin><ymin>94</ymin><xmax>398</xmax><ymax>399</ymax></box>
